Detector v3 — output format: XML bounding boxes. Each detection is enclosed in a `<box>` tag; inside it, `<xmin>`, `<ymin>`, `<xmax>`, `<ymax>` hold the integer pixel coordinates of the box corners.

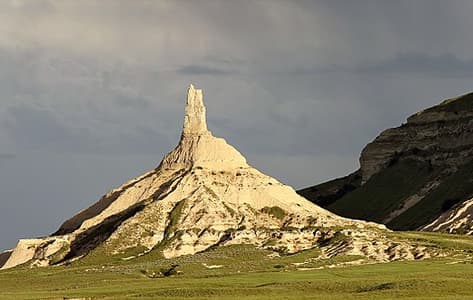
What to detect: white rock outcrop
<box><xmin>1</xmin><ymin>85</ymin><xmax>429</xmax><ymax>270</ymax></box>
<box><xmin>423</xmin><ymin>198</ymin><xmax>473</xmax><ymax>234</ymax></box>
<box><xmin>182</xmin><ymin>84</ymin><xmax>208</xmax><ymax>135</ymax></box>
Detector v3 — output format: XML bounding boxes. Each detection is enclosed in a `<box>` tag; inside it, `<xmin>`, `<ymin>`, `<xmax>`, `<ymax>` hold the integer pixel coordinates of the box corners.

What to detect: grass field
<box><xmin>1</xmin><ymin>232</ymin><xmax>472</xmax><ymax>300</ymax></box>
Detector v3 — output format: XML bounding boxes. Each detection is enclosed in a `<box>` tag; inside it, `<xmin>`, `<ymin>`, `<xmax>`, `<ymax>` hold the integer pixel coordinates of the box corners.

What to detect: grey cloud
<box><xmin>105</xmin><ymin>126</ymin><xmax>170</xmax><ymax>156</ymax></box>
<box><xmin>2</xmin><ymin>104</ymin><xmax>170</xmax><ymax>156</ymax></box>
<box><xmin>0</xmin><ymin>153</ymin><xmax>16</xmax><ymax>160</ymax></box>
<box><xmin>113</xmin><ymin>94</ymin><xmax>151</xmax><ymax>109</ymax></box>
<box><xmin>4</xmin><ymin>105</ymin><xmax>80</xmax><ymax>151</ymax></box>
<box><xmin>177</xmin><ymin>64</ymin><xmax>234</xmax><ymax>76</ymax></box>
<box><xmin>355</xmin><ymin>53</ymin><xmax>473</xmax><ymax>77</ymax></box>
<box><xmin>286</xmin><ymin>52</ymin><xmax>473</xmax><ymax>78</ymax></box>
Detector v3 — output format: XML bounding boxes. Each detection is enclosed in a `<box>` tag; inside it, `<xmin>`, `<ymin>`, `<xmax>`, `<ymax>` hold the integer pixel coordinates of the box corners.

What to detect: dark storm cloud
<box><xmin>113</xmin><ymin>94</ymin><xmax>151</xmax><ymax>109</ymax></box>
<box><xmin>177</xmin><ymin>64</ymin><xmax>235</xmax><ymax>76</ymax></box>
<box><xmin>288</xmin><ymin>52</ymin><xmax>473</xmax><ymax>78</ymax></box>
<box><xmin>356</xmin><ymin>53</ymin><xmax>473</xmax><ymax>77</ymax></box>
<box><xmin>2</xmin><ymin>104</ymin><xmax>170</xmax><ymax>155</ymax></box>
<box><xmin>3</xmin><ymin>104</ymin><xmax>98</xmax><ymax>152</ymax></box>
<box><xmin>0</xmin><ymin>153</ymin><xmax>16</xmax><ymax>161</ymax></box>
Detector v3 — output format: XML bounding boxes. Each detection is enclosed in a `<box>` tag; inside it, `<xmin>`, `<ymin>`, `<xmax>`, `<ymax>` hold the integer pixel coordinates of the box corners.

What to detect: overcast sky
<box><xmin>1</xmin><ymin>0</ymin><xmax>473</xmax><ymax>251</ymax></box>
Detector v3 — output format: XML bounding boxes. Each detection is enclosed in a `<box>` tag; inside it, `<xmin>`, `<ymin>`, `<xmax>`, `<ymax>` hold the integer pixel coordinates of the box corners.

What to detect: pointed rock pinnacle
<box><xmin>183</xmin><ymin>84</ymin><xmax>208</xmax><ymax>136</ymax></box>
<box><xmin>160</xmin><ymin>84</ymin><xmax>247</xmax><ymax>169</ymax></box>
<box><xmin>0</xmin><ymin>84</ymin><xmax>415</xmax><ymax>271</ymax></box>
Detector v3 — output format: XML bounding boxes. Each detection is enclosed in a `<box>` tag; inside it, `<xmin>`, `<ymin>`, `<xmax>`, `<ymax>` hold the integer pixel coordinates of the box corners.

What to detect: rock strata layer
<box><xmin>360</xmin><ymin>93</ymin><xmax>473</xmax><ymax>183</ymax></box>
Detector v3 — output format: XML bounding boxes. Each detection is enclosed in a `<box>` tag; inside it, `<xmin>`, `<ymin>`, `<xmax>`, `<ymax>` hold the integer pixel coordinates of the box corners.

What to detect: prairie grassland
<box><xmin>0</xmin><ymin>232</ymin><xmax>472</xmax><ymax>300</ymax></box>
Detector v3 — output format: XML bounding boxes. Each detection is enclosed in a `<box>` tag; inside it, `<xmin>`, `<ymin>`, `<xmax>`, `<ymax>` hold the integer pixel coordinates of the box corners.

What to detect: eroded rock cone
<box><xmin>1</xmin><ymin>85</ymin><xmax>428</xmax><ymax>270</ymax></box>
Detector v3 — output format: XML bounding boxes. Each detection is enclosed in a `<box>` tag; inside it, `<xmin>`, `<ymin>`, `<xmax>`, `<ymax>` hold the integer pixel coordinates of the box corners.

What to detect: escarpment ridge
<box><xmin>299</xmin><ymin>92</ymin><xmax>473</xmax><ymax>233</ymax></box>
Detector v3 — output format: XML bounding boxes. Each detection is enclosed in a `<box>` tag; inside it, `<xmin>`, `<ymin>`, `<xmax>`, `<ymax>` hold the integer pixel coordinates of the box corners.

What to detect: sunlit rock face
<box><xmin>1</xmin><ymin>85</ymin><xmax>429</xmax><ymax>270</ymax></box>
<box><xmin>160</xmin><ymin>85</ymin><xmax>247</xmax><ymax>170</ymax></box>
<box><xmin>182</xmin><ymin>84</ymin><xmax>208</xmax><ymax>136</ymax></box>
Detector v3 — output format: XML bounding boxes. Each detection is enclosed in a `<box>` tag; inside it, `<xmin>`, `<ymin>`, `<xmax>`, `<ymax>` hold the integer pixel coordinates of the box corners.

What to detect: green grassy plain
<box><xmin>1</xmin><ymin>232</ymin><xmax>473</xmax><ymax>300</ymax></box>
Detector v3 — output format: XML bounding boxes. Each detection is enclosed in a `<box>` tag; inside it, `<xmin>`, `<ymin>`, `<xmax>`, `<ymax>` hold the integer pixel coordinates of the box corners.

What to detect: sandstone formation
<box><xmin>423</xmin><ymin>198</ymin><xmax>473</xmax><ymax>234</ymax></box>
<box><xmin>1</xmin><ymin>85</ymin><xmax>432</xmax><ymax>270</ymax></box>
<box><xmin>299</xmin><ymin>92</ymin><xmax>473</xmax><ymax>232</ymax></box>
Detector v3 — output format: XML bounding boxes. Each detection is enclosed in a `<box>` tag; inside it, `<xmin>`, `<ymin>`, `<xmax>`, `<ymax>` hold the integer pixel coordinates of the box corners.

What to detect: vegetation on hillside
<box><xmin>327</xmin><ymin>159</ymin><xmax>435</xmax><ymax>226</ymax></box>
<box><xmin>389</xmin><ymin>159</ymin><xmax>473</xmax><ymax>230</ymax></box>
<box><xmin>426</xmin><ymin>92</ymin><xmax>473</xmax><ymax>113</ymax></box>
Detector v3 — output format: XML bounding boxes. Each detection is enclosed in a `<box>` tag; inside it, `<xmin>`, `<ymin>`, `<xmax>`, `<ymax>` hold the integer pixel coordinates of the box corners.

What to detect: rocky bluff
<box><xmin>299</xmin><ymin>92</ymin><xmax>473</xmax><ymax>233</ymax></box>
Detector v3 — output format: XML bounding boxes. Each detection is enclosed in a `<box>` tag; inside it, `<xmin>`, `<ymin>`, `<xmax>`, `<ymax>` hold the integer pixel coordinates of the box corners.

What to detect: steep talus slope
<box><xmin>298</xmin><ymin>92</ymin><xmax>473</xmax><ymax>232</ymax></box>
<box><xmin>1</xmin><ymin>85</ymin><xmax>435</xmax><ymax>270</ymax></box>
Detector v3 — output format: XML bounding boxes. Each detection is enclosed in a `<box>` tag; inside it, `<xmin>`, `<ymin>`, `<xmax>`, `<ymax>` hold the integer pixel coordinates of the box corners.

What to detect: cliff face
<box><xmin>360</xmin><ymin>92</ymin><xmax>473</xmax><ymax>183</ymax></box>
<box><xmin>299</xmin><ymin>92</ymin><xmax>473</xmax><ymax>232</ymax></box>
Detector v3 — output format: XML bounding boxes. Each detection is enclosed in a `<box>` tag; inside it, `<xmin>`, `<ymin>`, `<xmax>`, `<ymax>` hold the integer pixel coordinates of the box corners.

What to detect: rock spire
<box><xmin>182</xmin><ymin>84</ymin><xmax>209</xmax><ymax>136</ymax></box>
<box><xmin>1</xmin><ymin>85</ymin><xmax>430</xmax><ymax>270</ymax></box>
<box><xmin>160</xmin><ymin>84</ymin><xmax>247</xmax><ymax>169</ymax></box>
